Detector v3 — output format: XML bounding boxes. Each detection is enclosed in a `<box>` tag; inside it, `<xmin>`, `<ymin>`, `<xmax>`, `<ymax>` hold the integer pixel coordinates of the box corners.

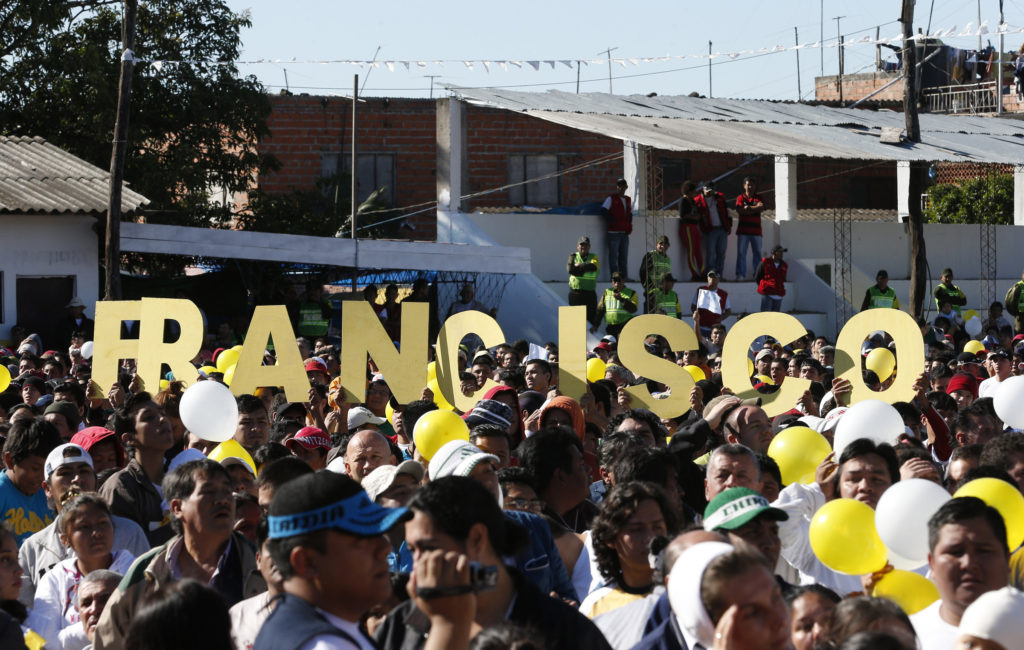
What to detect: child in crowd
<box><xmin>28</xmin><ymin>493</ymin><xmax>135</xmax><ymax>648</ymax></box>
<box><xmin>1</xmin><ymin>419</ymin><xmax>62</xmax><ymax>545</ymax></box>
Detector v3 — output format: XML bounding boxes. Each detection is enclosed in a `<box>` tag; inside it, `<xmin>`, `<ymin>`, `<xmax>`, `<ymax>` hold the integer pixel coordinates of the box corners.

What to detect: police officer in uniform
<box><xmin>861</xmin><ymin>269</ymin><xmax>900</xmax><ymax>311</ymax></box>
<box><xmin>591</xmin><ymin>272</ymin><xmax>639</xmax><ymax>337</ymax></box>
<box><xmin>568</xmin><ymin>235</ymin><xmax>600</xmax><ymax>326</ymax></box>
<box><xmin>649</xmin><ymin>274</ymin><xmax>682</xmax><ymax>319</ymax></box>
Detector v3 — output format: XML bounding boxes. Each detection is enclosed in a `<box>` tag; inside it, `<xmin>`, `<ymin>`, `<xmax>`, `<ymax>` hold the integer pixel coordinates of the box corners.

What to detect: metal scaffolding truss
<box><xmin>980</xmin><ymin>220</ymin><xmax>998</xmax><ymax>311</ymax></box>
<box><xmin>833</xmin><ymin>208</ymin><xmax>853</xmax><ymax>335</ymax></box>
<box><xmin>642</xmin><ymin>145</ymin><xmax>665</xmax><ymax>252</ymax></box>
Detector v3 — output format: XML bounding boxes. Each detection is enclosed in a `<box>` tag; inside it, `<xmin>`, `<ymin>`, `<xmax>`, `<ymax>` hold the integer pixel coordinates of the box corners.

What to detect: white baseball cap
<box><xmin>45</xmin><ymin>444</ymin><xmax>93</xmax><ymax>478</ymax></box>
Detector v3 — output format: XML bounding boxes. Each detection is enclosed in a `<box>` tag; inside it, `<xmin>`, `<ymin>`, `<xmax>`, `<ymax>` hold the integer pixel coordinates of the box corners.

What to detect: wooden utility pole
<box><xmin>902</xmin><ymin>0</ymin><xmax>927</xmax><ymax>319</ymax></box>
<box><xmin>105</xmin><ymin>0</ymin><xmax>138</xmax><ymax>301</ymax></box>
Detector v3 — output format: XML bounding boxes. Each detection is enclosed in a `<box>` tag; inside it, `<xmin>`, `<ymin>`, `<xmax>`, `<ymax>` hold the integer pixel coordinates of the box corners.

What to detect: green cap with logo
<box><xmin>702</xmin><ymin>487</ymin><xmax>788</xmax><ymax>532</ymax></box>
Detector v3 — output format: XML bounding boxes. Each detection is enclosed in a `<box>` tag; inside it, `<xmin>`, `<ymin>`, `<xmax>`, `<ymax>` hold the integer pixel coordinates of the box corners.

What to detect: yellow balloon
<box><xmin>0</xmin><ymin>365</ymin><xmax>10</xmax><ymax>393</ymax></box>
<box><xmin>216</xmin><ymin>348</ymin><xmax>239</xmax><ymax>373</ymax></box>
<box><xmin>159</xmin><ymin>379</ymin><xmax>170</xmax><ymax>391</ymax></box>
<box><xmin>954</xmin><ymin>478</ymin><xmax>1024</xmax><ymax>550</ymax></box>
<box><xmin>963</xmin><ymin>309</ymin><xmax>979</xmax><ymax>322</ymax></box>
<box><xmin>426</xmin><ymin>361</ymin><xmax>437</xmax><ymax>383</ymax></box>
<box><xmin>223</xmin><ymin>364</ymin><xmax>236</xmax><ymax>387</ymax></box>
<box><xmin>683</xmin><ymin>364</ymin><xmax>706</xmax><ymax>383</ymax></box>
<box><xmin>413</xmin><ymin>409</ymin><xmax>470</xmax><ymax>461</ymax></box>
<box><xmin>427</xmin><ymin>377</ymin><xmax>453</xmax><ymax>411</ymax></box>
<box><xmin>199</xmin><ymin>365</ymin><xmax>218</xmax><ymax>376</ymax></box>
<box><xmin>208</xmin><ymin>439</ymin><xmax>258</xmax><ymax>477</ymax></box>
<box><xmin>865</xmin><ymin>348</ymin><xmax>896</xmax><ymax>382</ymax></box>
<box><xmin>809</xmin><ymin>498</ymin><xmax>888</xmax><ymax>575</ymax></box>
<box><xmin>964</xmin><ymin>340</ymin><xmax>985</xmax><ymax>356</ymax></box>
<box><xmin>586</xmin><ymin>357</ymin><xmax>607</xmax><ymax>383</ymax></box>
<box><xmin>386</xmin><ymin>400</ymin><xmax>395</xmax><ymax>426</ymax></box>
<box><xmin>768</xmin><ymin>426</ymin><xmax>832</xmax><ymax>485</ymax></box>
<box><xmin>873</xmin><ymin>570</ymin><xmax>940</xmax><ymax>615</ymax></box>
<box><xmin>747</xmin><ymin>358</ymin><xmax>754</xmax><ymax>377</ymax></box>
<box><xmin>232</xmin><ymin>345</ymin><xmax>243</xmax><ymax>352</ymax></box>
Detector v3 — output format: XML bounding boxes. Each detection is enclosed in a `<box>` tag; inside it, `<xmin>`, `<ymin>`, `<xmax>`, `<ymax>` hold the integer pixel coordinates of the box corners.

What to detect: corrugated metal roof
<box><xmin>449</xmin><ymin>89</ymin><xmax>1024</xmax><ymax>163</ymax></box>
<box><xmin>0</xmin><ymin>136</ymin><xmax>149</xmax><ymax>214</ymax></box>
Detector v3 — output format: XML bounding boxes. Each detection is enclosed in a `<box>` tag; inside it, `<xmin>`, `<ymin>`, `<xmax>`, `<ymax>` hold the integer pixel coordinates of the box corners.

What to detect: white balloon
<box><xmin>832</xmin><ymin>399</ymin><xmax>906</xmax><ymax>459</ymax></box>
<box><xmin>965</xmin><ymin>316</ymin><xmax>982</xmax><ymax>338</ymax></box>
<box><xmin>875</xmin><ymin>478</ymin><xmax>951</xmax><ymax>567</ymax></box>
<box><xmin>886</xmin><ymin>549</ymin><xmax>927</xmax><ymax>572</ymax></box>
<box><xmin>80</xmin><ymin>341</ymin><xmax>94</xmax><ymax>360</ymax></box>
<box><xmin>179</xmin><ymin>380</ymin><xmax>238</xmax><ymax>442</ymax></box>
<box><xmin>993</xmin><ymin>375</ymin><xmax>1024</xmax><ymax>429</ymax></box>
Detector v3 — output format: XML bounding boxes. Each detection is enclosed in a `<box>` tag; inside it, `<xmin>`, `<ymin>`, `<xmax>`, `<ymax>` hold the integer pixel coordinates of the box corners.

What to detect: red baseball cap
<box><xmin>286</xmin><ymin>426</ymin><xmax>332</xmax><ymax>451</ymax></box>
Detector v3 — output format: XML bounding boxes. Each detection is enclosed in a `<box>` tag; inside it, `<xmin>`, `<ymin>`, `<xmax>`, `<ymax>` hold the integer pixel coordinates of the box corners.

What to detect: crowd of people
<box><xmin>4</xmin><ymin>268</ymin><xmax>1024</xmax><ymax>650</ymax></box>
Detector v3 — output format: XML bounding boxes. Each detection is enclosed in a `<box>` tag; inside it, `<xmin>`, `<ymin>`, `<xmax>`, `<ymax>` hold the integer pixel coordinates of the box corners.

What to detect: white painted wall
<box><xmin>0</xmin><ymin>214</ymin><xmax>99</xmax><ymax>340</ymax></box>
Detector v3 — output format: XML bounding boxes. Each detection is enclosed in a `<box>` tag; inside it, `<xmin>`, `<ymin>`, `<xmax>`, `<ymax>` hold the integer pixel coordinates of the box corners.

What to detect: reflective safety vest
<box><xmin>935</xmin><ymin>284</ymin><xmax>965</xmax><ymax>313</ymax></box>
<box><xmin>603</xmin><ymin>288</ymin><xmax>638</xmax><ymax>325</ymax></box>
<box><xmin>643</xmin><ymin>251</ymin><xmax>671</xmax><ymax>290</ymax></box>
<box><xmin>569</xmin><ymin>253</ymin><xmax>600</xmax><ymax>291</ymax></box>
<box><xmin>1015</xmin><ymin>282</ymin><xmax>1024</xmax><ymax>314</ymax></box>
<box><xmin>653</xmin><ymin>289</ymin><xmax>681</xmax><ymax>318</ymax></box>
<box><xmin>297</xmin><ymin>302</ymin><xmax>329</xmax><ymax>337</ymax></box>
<box><xmin>867</xmin><ymin>286</ymin><xmax>898</xmax><ymax>309</ymax></box>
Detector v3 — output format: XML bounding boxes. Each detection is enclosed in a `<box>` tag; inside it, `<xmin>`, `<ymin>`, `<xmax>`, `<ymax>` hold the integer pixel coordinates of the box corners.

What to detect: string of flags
<box><xmin>124</xmin><ymin>21</ymin><xmax>1024</xmax><ymax>73</ymax></box>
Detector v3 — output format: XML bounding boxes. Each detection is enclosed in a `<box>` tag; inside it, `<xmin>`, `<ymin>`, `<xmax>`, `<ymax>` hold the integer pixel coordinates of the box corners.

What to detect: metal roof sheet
<box><xmin>449</xmin><ymin>88</ymin><xmax>1024</xmax><ymax>163</ymax></box>
<box><xmin>0</xmin><ymin>136</ymin><xmax>149</xmax><ymax>214</ymax></box>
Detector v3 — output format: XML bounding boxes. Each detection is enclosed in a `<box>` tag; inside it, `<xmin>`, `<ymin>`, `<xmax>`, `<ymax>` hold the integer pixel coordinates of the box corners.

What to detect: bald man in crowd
<box><xmin>343</xmin><ymin>429</ymin><xmax>397</xmax><ymax>482</ymax></box>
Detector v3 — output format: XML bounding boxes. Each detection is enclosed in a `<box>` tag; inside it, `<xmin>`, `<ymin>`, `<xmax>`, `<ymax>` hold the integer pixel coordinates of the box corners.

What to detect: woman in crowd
<box><xmin>582</xmin><ymin>481</ymin><xmax>680</xmax><ymax>618</ymax></box>
<box><xmin>28</xmin><ymin>493</ymin><xmax>135</xmax><ymax>647</ymax></box>
<box><xmin>785</xmin><ymin>584</ymin><xmax>841</xmax><ymax>650</ymax></box>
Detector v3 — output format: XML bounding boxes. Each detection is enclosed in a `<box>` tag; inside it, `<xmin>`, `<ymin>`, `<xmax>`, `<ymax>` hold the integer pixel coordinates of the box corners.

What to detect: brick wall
<box><xmin>258</xmin><ymin>95</ymin><xmax>898</xmax><ymax>240</ymax></box>
<box><xmin>815</xmin><ymin>73</ymin><xmax>905</xmax><ymax>102</ymax></box>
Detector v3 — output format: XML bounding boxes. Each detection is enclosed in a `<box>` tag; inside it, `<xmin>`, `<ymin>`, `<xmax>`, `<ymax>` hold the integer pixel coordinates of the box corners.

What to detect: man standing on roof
<box><xmin>639</xmin><ymin>235</ymin><xmax>672</xmax><ymax>313</ymax></box>
<box><xmin>591</xmin><ymin>272</ymin><xmax>639</xmax><ymax>337</ymax></box>
<box><xmin>568</xmin><ymin>236</ymin><xmax>601</xmax><ymax>326</ymax></box>
<box><xmin>734</xmin><ymin>176</ymin><xmax>766</xmax><ymax>282</ymax></box>
<box><xmin>601</xmin><ymin>178</ymin><xmax>633</xmax><ymax>278</ymax></box>
<box><xmin>934</xmin><ymin>268</ymin><xmax>967</xmax><ymax>317</ymax></box>
<box><xmin>694</xmin><ymin>180</ymin><xmax>731</xmax><ymax>277</ymax></box>
<box><xmin>861</xmin><ymin>269</ymin><xmax>900</xmax><ymax>311</ymax></box>
<box><xmin>755</xmin><ymin>246</ymin><xmax>788</xmax><ymax>312</ymax></box>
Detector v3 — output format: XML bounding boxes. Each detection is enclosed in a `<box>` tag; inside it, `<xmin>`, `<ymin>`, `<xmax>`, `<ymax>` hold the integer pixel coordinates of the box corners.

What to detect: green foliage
<box><xmin>923</xmin><ymin>173</ymin><xmax>1014</xmax><ymax>225</ymax></box>
<box><xmin>0</xmin><ymin>0</ymin><xmax>276</xmax><ymax>244</ymax></box>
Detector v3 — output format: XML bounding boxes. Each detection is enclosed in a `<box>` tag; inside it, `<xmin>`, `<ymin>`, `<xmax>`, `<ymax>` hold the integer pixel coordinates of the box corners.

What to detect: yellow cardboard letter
<box><xmin>92</xmin><ymin>300</ymin><xmax>141</xmax><ymax>394</ymax></box>
<box><xmin>137</xmin><ymin>298</ymin><xmax>203</xmax><ymax>392</ymax></box>
<box><xmin>834</xmin><ymin>309</ymin><xmax>925</xmax><ymax>404</ymax></box>
<box><xmin>231</xmin><ymin>305</ymin><xmax>310</xmax><ymax>401</ymax></box>
<box><xmin>436</xmin><ymin>310</ymin><xmax>505</xmax><ymax>412</ymax></box>
<box><xmin>720</xmin><ymin>313</ymin><xmax>811</xmax><ymax>417</ymax></box>
<box><xmin>557</xmin><ymin>306</ymin><xmax>588</xmax><ymax>401</ymax></box>
<box><xmin>340</xmin><ymin>301</ymin><xmax>428</xmax><ymax>404</ymax></box>
<box><xmin>617</xmin><ymin>315</ymin><xmax>698</xmax><ymax>418</ymax></box>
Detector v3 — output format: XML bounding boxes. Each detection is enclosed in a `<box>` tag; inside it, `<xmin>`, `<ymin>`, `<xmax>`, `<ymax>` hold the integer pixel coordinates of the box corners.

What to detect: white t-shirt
<box><xmin>978</xmin><ymin>375</ymin><xmax>1004</xmax><ymax>399</ymax></box>
<box><xmin>229</xmin><ymin>591</ymin><xmax>273</xmax><ymax>650</ymax></box>
<box><xmin>910</xmin><ymin>600</ymin><xmax>958</xmax><ymax>650</ymax></box>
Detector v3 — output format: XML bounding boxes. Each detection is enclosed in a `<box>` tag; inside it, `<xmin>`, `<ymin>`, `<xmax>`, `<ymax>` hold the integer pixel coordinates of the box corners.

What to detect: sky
<box><xmin>223</xmin><ymin>0</ymin><xmax>1024</xmax><ymax>101</ymax></box>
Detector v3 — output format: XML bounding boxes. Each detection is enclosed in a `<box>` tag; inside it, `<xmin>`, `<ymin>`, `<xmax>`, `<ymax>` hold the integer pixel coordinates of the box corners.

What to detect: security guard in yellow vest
<box><xmin>1005</xmin><ymin>269</ymin><xmax>1024</xmax><ymax>333</ymax></box>
<box><xmin>639</xmin><ymin>235</ymin><xmax>672</xmax><ymax>313</ymax></box>
<box><xmin>934</xmin><ymin>267</ymin><xmax>967</xmax><ymax>315</ymax></box>
<box><xmin>568</xmin><ymin>235</ymin><xmax>601</xmax><ymax>325</ymax></box>
<box><xmin>591</xmin><ymin>271</ymin><xmax>639</xmax><ymax>337</ymax></box>
<box><xmin>650</xmin><ymin>274</ymin><xmax>682</xmax><ymax>318</ymax></box>
<box><xmin>295</xmin><ymin>283</ymin><xmax>332</xmax><ymax>339</ymax></box>
<box><xmin>860</xmin><ymin>269</ymin><xmax>900</xmax><ymax>311</ymax></box>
